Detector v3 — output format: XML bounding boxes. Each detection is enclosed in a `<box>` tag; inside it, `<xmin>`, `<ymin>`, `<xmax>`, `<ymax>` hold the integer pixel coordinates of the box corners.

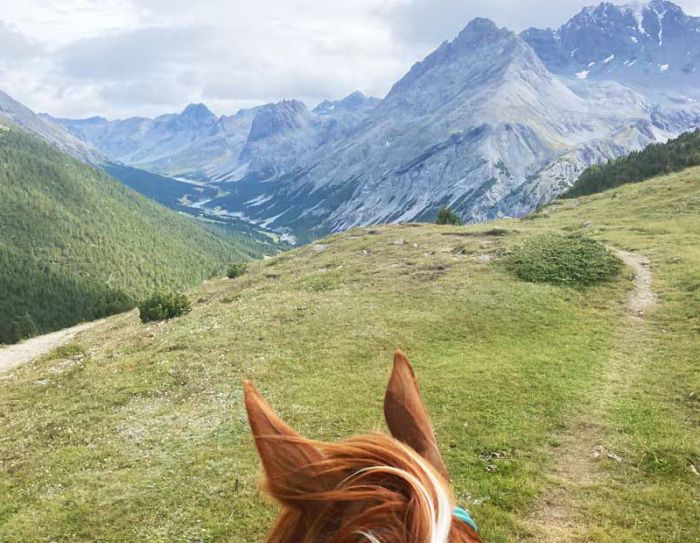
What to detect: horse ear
<box><xmin>384</xmin><ymin>350</ymin><xmax>449</xmax><ymax>479</ymax></box>
<box><xmin>244</xmin><ymin>381</ymin><xmax>332</xmax><ymax>505</ymax></box>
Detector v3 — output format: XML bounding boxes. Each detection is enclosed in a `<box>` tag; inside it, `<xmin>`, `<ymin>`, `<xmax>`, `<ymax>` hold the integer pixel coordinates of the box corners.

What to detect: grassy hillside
<box><xmin>0</xmin><ymin>127</ymin><xmax>279</xmax><ymax>343</ymax></box>
<box><xmin>564</xmin><ymin>128</ymin><xmax>700</xmax><ymax>198</ymax></box>
<box><xmin>0</xmin><ymin>167</ymin><xmax>698</xmax><ymax>542</ymax></box>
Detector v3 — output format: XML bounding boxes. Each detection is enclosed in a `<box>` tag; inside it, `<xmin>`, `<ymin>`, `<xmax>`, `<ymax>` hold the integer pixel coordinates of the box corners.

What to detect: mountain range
<box><xmin>47</xmin><ymin>92</ymin><xmax>381</xmax><ymax>182</ymax></box>
<box><xmin>8</xmin><ymin>1</ymin><xmax>700</xmax><ymax>240</ymax></box>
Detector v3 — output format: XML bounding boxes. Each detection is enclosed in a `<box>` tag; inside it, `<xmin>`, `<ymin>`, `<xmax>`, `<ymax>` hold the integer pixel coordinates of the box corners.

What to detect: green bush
<box><xmin>435</xmin><ymin>207</ymin><xmax>462</xmax><ymax>225</ymax></box>
<box><xmin>227</xmin><ymin>263</ymin><xmax>248</xmax><ymax>279</ymax></box>
<box><xmin>9</xmin><ymin>313</ymin><xmax>39</xmax><ymax>343</ymax></box>
<box><xmin>138</xmin><ymin>292</ymin><xmax>191</xmax><ymax>323</ymax></box>
<box><xmin>505</xmin><ymin>233</ymin><xmax>621</xmax><ymax>286</ymax></box>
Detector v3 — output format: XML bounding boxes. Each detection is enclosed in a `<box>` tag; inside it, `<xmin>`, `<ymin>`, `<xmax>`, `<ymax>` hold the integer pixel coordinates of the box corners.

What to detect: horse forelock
<box><xmin>261</xmin><ymin>433</ymin><xmax>479</xmax><ymax>543</ymax></box>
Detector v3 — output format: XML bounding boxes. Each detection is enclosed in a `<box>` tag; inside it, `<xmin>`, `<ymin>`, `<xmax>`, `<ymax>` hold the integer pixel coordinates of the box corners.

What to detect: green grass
<box><xmin>0</xmin><ymin>167</ymin><xmax>698</xmax><ymax>542</ymax></box>
<box><xmin>520</xmin><ymin>167</ymin><xmax>700</xmax><ymax>542</ymax></box>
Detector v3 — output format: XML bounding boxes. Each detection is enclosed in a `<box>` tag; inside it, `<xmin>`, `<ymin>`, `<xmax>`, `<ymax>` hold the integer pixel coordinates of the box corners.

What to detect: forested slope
<box><xmin>564</xmin><ymin>129</ymin><xmax>700</xmax><ymax>198</ymax></box>
<box><xmin>0</xmin><ymin>126</ymin><xmax>276</xmax><ymax>343</ymax></box>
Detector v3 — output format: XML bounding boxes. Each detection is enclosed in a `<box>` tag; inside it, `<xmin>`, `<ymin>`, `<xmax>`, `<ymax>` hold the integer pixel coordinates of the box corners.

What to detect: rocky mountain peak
<box><xmin>179</xmin><ymin>103</ymin><xmax>216</xmax><ymax>124</ymax></box>
<box><xmin>338</xmin><ymin>91</ymin><xmax>370</xmax><ymax>109</ymax></box>
<box><xmin>76</xmin><ymin>115</ymin><xmax>108</xmax><ymax>124</ymax></box>
<box><xmin>646</xmin><ymin>0</ymin><xmax>682</xmax><ymax>12</ymax></box>
<box><xmin>383</xmin><ymin>18</ymin><xmax>542</xmax><ymax>113</ymax></box>
<box><xmin>314</xmin><ymin>91</ymin><xmax>381</xmax><ymax>115</ymax></box>
<box><xmin>453</xmin><ymin>17</ymin><xmax>504</xmax><ymax>44</ymax></box>
<box><xmin>522</xmin><ymin>1</ymin><xmax>700</xmax><ymax>90</ymax></box>
<box><xmin>246</xmin><ymin>100</ymin><xmax>310</xmax><ymax>143</ymax></box>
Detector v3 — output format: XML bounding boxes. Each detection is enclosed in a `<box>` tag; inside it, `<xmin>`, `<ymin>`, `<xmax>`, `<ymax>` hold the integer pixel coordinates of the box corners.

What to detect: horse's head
<box><xmin>244</xmin><ymin>350</ymin><xmax>481</xmax><ymax>543</ymax></box>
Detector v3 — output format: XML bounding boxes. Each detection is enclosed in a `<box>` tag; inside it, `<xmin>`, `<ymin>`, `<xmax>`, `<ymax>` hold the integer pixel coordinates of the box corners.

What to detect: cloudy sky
<box><xmin>1</xmin><ymin>0</ymin><xmax>699</xmax><ymax>119</ymax></box>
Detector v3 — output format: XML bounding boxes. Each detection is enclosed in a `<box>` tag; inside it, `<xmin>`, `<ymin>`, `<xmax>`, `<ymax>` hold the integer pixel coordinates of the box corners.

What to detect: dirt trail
<box><xmin>0</xmin><ymin>321</ymin><xmax>99</xmax><ymax>375</ymax></box>
<box><xmin>616</xmin><ymin>251</ymin><xmax>657</xmax><ymax>318</ymax></box>
<box><xmin>524</xmin><ymin>250</ymin><xmax>656</xmax><ymax>542</ymax></box>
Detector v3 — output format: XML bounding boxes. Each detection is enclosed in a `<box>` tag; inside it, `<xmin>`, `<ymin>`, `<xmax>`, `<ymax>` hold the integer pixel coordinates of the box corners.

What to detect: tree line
<box><xmin>563</xmin><ymin>129</ymin><xmax>700</xmax><ymax>198</ymax></box>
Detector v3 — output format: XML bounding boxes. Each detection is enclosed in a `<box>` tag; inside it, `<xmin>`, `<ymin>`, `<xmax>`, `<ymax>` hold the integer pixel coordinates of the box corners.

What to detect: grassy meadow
<box><xmin>1</xmin><ymin>168</ymin><xmax>698</xmax><ymax>542</ymax></box>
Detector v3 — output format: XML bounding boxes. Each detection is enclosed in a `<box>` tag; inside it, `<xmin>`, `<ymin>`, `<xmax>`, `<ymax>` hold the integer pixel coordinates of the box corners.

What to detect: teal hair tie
<box><xmin>453</xmin><ymin>506</ymin><xmax>478</xmax><ymax>532</ymax></box>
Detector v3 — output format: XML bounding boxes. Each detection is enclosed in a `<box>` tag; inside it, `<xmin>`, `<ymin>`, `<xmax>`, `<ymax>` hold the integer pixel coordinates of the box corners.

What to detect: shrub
<box><xmin>435</xmin><ymin>207</ymin><xmax>462</xmax><ymax>225</ymax></box>
<box><xmin>10</xmin><ymin>313</ymin><xmax>39</xmax><ymax>343</ymax></box>
<box><xmin>138</xmin><ymin>292</ymin><xmax>191</xmax><ymax>323</ymax></box>
<box><xmin>483</xmin><ymin>227</ymin><xmax>510</xmax><ymax>236</ymax></box>
<box><xmin>227</xmin><ymin>263</ymin><xmax>248</xmax><ymax>279</ymax></box>
<box><xmin>505</xmin><ymin>233</ymin><xmax>621</xmax><ymax>286</ymax></box>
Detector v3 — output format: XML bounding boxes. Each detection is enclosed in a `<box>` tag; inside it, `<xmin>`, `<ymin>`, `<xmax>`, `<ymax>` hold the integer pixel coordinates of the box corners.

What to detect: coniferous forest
<box><xmin>0</xmin><ymin>127</ymin><xmax>275</xmax><ymax>344</ymax></box>
<box><xmin>563</xmin><ymin>129</ymin><xmax>700</xmax><ymax>198</ymax></box>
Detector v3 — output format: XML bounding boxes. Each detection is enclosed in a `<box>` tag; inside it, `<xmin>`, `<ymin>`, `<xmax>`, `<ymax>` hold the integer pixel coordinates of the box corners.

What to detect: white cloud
<box><xmin>0</xmin><ymin>21</ymin><xmax>45</xmax><ymax>61</ymax></box>
<box><xmin>1</xmin><ymin>0</ymin><xmax>143</xmax><ymax>45</ymax></box>
<box><xmin>57</xmin><ymin>27</ymin><xmax>212</xmax><ymax>80</ymax></box>
<box><xmin>0</xmin><ymin>0</ymin><xmax>699</xmax><ymax>118</ymax></box>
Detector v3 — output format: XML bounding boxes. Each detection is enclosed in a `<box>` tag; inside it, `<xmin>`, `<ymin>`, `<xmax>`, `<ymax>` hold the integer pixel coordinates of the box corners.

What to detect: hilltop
<box><xmin>0</xmin><ymin>126</ymin><xmax>280</xmax><ymax>344</ymax></box>
<box><xmin>1</xmin><ymin>165</ymin><xmax>697</xmax><ymax>542</ymax></box>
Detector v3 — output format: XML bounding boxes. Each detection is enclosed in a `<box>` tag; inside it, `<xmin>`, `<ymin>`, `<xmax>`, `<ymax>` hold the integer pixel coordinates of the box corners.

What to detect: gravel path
<box><xmin>0</xmin><ymin>321</ymin><xmax>99</xmax><ymax>375</ymax></box>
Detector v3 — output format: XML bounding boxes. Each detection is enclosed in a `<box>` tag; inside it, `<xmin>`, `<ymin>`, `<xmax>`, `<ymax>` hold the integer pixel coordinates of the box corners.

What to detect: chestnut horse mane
<box><xmin>244</xmin><ymin>351</ymin><xmax>481</xmax><ymax>543</ymax></box>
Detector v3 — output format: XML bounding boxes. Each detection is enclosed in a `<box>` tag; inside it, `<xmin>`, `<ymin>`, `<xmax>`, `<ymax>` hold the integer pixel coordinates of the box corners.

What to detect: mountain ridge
<box><xmin>0</xmin><ymin>89</ymin><xmax>103</xmax><ymax>163</ymax></box>
<box><xmin>46</xmin><ymin>1</ymin><xmax>700</xmax><ymax>238</ymax></box>
<box><xmin>52</xmin><ymin>91</ymin><xmax>382</xmax><ymax>180</ymax></box>
<box><xmin>521</xmin><ymin>0</ymin><xmax>700</xmax><ymax>89</ymax></box>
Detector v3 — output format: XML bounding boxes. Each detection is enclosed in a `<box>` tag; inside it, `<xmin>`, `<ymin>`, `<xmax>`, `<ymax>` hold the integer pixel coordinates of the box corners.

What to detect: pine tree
<box><xmin>435</xmin><ymin>207</ymin><xmax>462</xmax><ymax>225</ymax></box>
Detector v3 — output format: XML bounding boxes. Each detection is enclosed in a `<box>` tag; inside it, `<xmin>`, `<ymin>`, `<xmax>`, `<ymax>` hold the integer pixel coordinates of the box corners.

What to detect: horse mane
<box><xmin>259</xmin><ymin>432</ymin><xmax>479</xmax><ymax>543</ymax></box>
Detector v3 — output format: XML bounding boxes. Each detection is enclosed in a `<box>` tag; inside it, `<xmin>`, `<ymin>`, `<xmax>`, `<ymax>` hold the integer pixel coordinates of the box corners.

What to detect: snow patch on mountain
<box><xmin>522</xmin><ymin>0</ymin><xmax>700</xmax><ymax>92</ymax></box>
